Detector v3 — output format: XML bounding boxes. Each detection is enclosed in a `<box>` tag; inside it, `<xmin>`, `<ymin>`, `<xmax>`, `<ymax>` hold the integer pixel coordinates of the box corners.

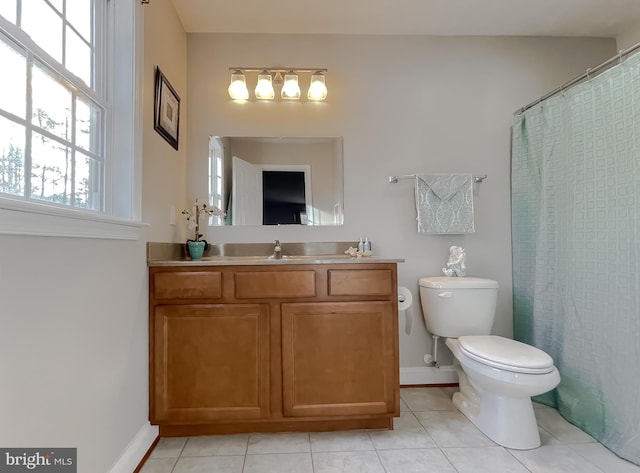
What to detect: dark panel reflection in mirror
<box><xmin>207</xmin><ymin>136</ymin><xmax>343</xmax><ymax>226</ymax></box>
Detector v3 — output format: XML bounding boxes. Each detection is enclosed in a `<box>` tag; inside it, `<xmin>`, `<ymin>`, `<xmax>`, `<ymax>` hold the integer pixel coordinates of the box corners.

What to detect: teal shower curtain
<box><xmin>511</xmin><ymin>51</ymin><xmax>640</xmax><ymax>464</ymax></box>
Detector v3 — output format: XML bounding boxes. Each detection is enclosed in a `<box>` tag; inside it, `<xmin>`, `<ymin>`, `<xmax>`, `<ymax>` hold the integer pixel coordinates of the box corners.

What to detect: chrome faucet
<box><xmin>272</xmin><ymin>240</ymin><xmax>282</xmax><ymax>259</ymax></box>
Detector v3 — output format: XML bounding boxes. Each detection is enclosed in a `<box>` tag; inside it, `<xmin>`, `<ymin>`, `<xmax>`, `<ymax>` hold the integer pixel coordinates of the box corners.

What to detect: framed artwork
<box><xmin>154</xmin><ymin>67</ymin><xmax>180</xmax><ymax>150</ymax></box>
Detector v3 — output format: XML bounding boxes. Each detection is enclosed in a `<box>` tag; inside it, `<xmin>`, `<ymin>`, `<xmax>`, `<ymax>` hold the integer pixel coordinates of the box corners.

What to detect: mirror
<box><xmin>206</xmin><ymin>136</ymin><xmax>343</xmax><ymax>226</ymax></box>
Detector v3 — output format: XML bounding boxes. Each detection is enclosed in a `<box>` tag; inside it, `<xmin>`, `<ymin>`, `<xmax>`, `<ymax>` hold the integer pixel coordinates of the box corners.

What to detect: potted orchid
<box><xmin>182</xmin><ymin>199</ymin><xmax>225</xmax><ymax>260</ymax></box>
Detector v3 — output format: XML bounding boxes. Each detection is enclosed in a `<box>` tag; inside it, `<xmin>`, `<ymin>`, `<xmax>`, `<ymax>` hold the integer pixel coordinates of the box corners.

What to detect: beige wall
<box><xmin>617</xmin><ymin>22</ymin><xmax>640</xmax><ymax>49</ymax></box>
<box><xmin>0</xmin><ymin>235</ymin><xmax>149</xmax><ymax>472</ymax></box>
<box><xmin>142</xmin><ymin>0</ymin><xmax>188</xmax><ymax>242</ymax></box>
<box><xmin>0</xmin><ymin>1</ymin><xmax>187</xmax><ymax>472</ymax></box>
<box><xmin>186</xmin><ymin>34</ymin><xmax>616</xmax><ymax>373</ymax></box>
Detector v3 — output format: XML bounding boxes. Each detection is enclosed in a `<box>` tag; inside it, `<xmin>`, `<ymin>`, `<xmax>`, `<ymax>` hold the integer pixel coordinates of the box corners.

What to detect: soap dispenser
<box><xmin>364</xmin><ymin>237</ymin><xmax>371</xmax><ymax>252</ymax></box>
<box><xmin>358</xmin><ymin>237</ymin><xmax>365</xmax><ymax>252</ymax></box>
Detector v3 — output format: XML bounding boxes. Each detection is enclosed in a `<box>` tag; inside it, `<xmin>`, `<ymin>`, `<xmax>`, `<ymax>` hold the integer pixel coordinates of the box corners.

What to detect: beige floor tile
<box><xmin>401</xmin><ymin>387</ymin><xmax>456</xmax><ymax>411</ymax></box>
<box><xmin>149</xmin><ymin>437</ymin><xmax>187</xmax><ymax>459</ymax></box>
<box><xmin>139</xmin><ymin>458</ymin><xmax>176</xmax><ymax>473</ymax></box>
<box><xmin>569</xmin><ymin>443</ymin><xmax>640</xmax><ymax>472</ymax></box>
<box><xmin>310</xmin><ymin>431</ymin><xmax>374</xmax><ymax>452</ymax></box>
<box><xmin>393</xmin><ymin>411</ymin><xmax>428</xmax><ymax>432</ymax></box>
<box><xmin>378</xmin><ymin>448</ymin><xmax>457</xmax><ymax>473</ymax></box>
<box><xmin>399</xmin><ymin>398</ymin><xmax>410</xmax><ymax>411</ymax></box>
<box><xmin>243</xmin><ymin>453</ymin><xmax>313</xmax><ymax>473</ymax></box>
<box><xmin>534</xmin><ymin>408</ymin><xmax>596</xmax><ymax>443</ymax></box>
<box><xmin>172</xmin><ymin>455</ymin><xmax>244</xmax><ymax>473</ymax></box>
<box><xmin>370</xmin><ymin>429</ymin><xmax>437</xmax><ymax>450</ymax></box>
<box><xmin>247</xmin><ymin>432</ymin><xmax>310</xmax><ymax>454</ymax></box>
<box><xmin>538</xmin><ymin>426</ymin><xmax>562</xmax><ymax>445</ymax></box>
<box><xmin>442</xmin><ymin>446</ymin><xmax>530</xmax><ymax>473</ymax></box>
<box><xmin>312</xmin><ymin>451</ymin><xmax>385</xmax><ymax>473</ymax></box>
<box><xmin>509</xmin><ymin>444</ymin><xmax>606</xmax><ymax>473</ymax></box>
<box><xmin>181</xmin><ymin>434</ymin><xmax>248</xmax><ymax>456</ymax></box>
<box><xmin>415</xmin><ymin>410</ymin><xmax>496</xmax><ymax>448</ymax></box>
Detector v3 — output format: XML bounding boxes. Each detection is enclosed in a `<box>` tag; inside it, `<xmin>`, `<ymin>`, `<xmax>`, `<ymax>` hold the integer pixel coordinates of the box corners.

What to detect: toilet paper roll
<box><xmin>398</xmin><ymin>286</ymin><xmax>413</xmax><ymax>311</ymax></box>
<box><xmin>398</xmin><ymin>286</ymin><xmax>414</xmax><ymax>336</ymax></box>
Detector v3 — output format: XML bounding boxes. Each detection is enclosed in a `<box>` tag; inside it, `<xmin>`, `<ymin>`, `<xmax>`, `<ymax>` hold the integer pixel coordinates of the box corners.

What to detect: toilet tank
<box><xmin>419</xmin><ymin>277</ymin><xmax>499</xmax><ymax>338</ymax></box>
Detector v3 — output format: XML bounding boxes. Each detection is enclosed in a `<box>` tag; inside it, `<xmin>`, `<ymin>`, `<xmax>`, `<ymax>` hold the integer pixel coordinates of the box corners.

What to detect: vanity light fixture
<box><xmin>228</xmin><ymin>67</ymin><xmax>328</xmax><ymax>102</ymax></box>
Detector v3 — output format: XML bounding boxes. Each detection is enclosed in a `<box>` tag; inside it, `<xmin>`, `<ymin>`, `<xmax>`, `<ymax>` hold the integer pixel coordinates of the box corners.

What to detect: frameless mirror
<box><xmin>206</xmin><ymin>136</ymin><xmax>343</xmax><ymax>226</ymax></box>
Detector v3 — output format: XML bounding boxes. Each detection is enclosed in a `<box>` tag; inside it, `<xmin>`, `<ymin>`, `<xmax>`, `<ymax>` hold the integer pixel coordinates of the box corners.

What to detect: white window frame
<box><xmin>208</xmin><ymin>136</ymin><xmax>225</xmax><ymax>226</ymax></box>
<box><xmin>0</xmin><ymin>0</ymin><xmax>145</xmax><ymax>240</ymax></box>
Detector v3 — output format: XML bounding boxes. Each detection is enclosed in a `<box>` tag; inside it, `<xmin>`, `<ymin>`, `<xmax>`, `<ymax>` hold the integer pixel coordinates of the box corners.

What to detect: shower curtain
<box><xmin>511</xmin><ymin>51</ymin><xmax>640</xmax><ymax>464</ymax></box>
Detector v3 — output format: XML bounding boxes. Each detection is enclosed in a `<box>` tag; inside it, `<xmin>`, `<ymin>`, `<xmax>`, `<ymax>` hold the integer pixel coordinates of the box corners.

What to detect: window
<box><xmin>0</xmin><ymin>0</ymin><xmax>143</xmax><ymax>238</ymax></box>
<box><xmin>1</xmin><ymin>1</ymin><xmax>104</xmax><ymax>210</ymax></box>
<box><xmin>209</xmin><ymin>137</ymin><xmax>225</xmax><ymax>225</ymax></box>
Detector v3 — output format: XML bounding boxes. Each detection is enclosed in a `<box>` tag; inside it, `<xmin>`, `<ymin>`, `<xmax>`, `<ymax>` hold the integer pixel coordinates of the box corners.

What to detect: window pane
<box><xmin>48</xmin><ymin>0</ymin><xmax>63</xmax><ymax>13</ymax></box>
<box><xmin>31</xmin><ymin>132</ymin><xmax>71</xmax><ymax>204</ymax></box>
<box><xmin>32</xmin><ymin>63</ymin><xmax>72</xmax><ymax>140</ymax></box>
<box><xmin>76</xmin><ymin>96</ymin><xmax>101</xmax><ymax>154</ymax></box>
<box><xmin>22</xmin><ymin>0</ymin><xmax>62</xmax><ymax>63</ymax></box>
<box><xmin>66</xmin><ymin>0</ymin><xmax>92</xmax><ymax>42</ymax></box>
<box><xmin>0</xmin><ymin>116</ymin><xmax>25</xmax><ymax>196</ymax></box>
<box><xmin>66</xmin><ymin>26</ymin><xmax>91</xmax><ymax>86</ymax></box>
<box><xmin>75</xmin><ymin>152</ymin><xmax>101</xmax><ymax>210</ymax></box>
<box><xmin>0</xmin><ymin>1</ymin><xmax>16</xmax><ymax>23</ymax></box>
<box><xmin>0</xmin><ymin>35</ymin><xmax>26</xmax><ymax>118</ymax></box>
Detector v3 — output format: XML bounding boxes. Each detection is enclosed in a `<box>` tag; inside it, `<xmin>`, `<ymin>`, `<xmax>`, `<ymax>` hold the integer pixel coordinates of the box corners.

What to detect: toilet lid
<box><xmin>458</xmin><ymin>335</ymin><xmax>555</xmax><ymax>374</ymax></box>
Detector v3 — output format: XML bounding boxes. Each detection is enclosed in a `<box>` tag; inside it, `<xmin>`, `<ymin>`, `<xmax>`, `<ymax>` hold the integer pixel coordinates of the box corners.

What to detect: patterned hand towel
<box><xmin>414</xmin><ymin>174</ymin><xmax>475</xmax><ymax>234</ymax></box>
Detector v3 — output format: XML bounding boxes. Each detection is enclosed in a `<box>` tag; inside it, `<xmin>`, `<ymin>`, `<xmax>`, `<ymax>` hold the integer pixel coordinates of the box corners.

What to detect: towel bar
<box><xmin>388</xmin><ymin>174</ymin><xmax>487</xmax><ymax>184</ymax></box>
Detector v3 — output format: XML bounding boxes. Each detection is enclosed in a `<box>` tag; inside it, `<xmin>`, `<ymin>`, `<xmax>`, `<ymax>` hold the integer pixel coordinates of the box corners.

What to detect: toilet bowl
<box><xmin>446</xmin><ymin>335</ymin><xmax>560</xmax><ymax>449</ymax></box>
<box><xmin>418</xmin><ymin>277</ymin><xmax>560</xmax><ymax>449</ymax></box>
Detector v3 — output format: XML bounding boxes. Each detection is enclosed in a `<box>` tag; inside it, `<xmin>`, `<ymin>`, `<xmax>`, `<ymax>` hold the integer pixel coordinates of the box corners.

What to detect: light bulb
<box><xmin>281</xmin><ymin>73</ymin><xmax>301</xmax><ymax>100</ymax></box>
<box><xmin>228</xmin><ymin>72</ymin><xmax>249</xmax><ymax>100</ymax></box>
<box><xmin>255</xmin><ymin>71</ymin><xmax>274</xmax><ymax>100</ymax></box>
<box><xmin>307</xmin><ymin>73</ymin><xmax>327</xmax><ymax>100</ymax></box>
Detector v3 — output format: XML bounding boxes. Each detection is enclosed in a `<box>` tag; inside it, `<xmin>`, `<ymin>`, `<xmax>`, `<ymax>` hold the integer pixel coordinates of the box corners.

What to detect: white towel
<box><xmin>414</xmin><ymin>174</ymin><xmax>475</xmax><ymax>234</ymax></box>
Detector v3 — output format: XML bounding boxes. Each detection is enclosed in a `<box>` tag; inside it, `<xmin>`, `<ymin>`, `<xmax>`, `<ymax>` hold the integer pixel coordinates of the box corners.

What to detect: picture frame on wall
<box><xmin>153</xmin><ymin>67</ymin><xmax>180</xmax><ymax>150</ymax></box>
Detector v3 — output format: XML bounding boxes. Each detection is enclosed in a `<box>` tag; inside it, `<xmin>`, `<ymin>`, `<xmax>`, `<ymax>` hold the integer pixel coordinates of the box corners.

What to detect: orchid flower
<box><xmin>181</xmin><ymin>199</ymin><xmax>225</xmax><ymax>241</ymax></box>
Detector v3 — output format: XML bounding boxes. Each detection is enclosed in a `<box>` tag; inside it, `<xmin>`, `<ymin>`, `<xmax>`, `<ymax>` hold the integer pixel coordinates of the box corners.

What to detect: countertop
<box><xmin>148</xmin><ymin>255</ymin><xmax>404</xmax><ymax>267</ymax></box>
<box><xmin>147</xmin><ymin>241</ymin><xmax>404</xmax><ymax>267</ymax></box>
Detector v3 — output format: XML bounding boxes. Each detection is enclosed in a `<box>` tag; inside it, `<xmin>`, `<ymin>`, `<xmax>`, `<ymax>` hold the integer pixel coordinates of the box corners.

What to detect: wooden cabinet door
<box><xmin>152</xmin><ymin>304</ymin><xmax>270</xmax><ymax>423</ymax></box>
<box><xmin>281</xmin><ymin>301</ymin><xmax>397</xmax><ymax>417</ymax></box>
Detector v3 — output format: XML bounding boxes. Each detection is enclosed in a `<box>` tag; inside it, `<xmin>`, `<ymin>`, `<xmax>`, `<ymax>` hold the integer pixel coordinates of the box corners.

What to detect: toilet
<box><xmin>418</xmin><ymin>276</ymin><xmax>560</xmax><ymax>450</ymax></box>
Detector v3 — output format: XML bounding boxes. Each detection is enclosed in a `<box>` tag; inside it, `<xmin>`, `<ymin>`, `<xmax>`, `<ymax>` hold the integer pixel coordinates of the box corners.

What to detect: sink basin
<box><xmin>279</xmin><ymin>254</ymin><xmax>351</xmax><ymax>260</ymax></box>
<box><xmin>201</xmin><ymin>255</ymin><xmax>272</xmax><ymax>261</ymax></box>
<box><xmin>199</xmin><ymin>254</ymin><xmax>352</xmax><ymax>262</ymax></box>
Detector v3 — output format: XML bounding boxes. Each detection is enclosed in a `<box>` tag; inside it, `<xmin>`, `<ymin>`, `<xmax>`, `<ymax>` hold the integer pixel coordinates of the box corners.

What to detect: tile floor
<box><xmin>141</xmin><ymin>387</ymin><xmax>640</xmax><ymax>473</ymax></box>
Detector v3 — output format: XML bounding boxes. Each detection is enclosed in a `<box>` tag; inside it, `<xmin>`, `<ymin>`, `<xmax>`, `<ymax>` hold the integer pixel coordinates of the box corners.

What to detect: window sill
<box><xmin>0</xmin><ymin>197</ymin><xmax>148</xmax><ymax>240</ymax></box>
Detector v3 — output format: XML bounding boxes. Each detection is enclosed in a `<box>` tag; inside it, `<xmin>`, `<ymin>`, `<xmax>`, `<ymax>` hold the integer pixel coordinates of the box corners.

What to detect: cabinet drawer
<box><xmin>154</xmin><ymin>271</ymin><xmax>222</xmax><ymax>299</ymax></box>
<box><xmin>235</xmin><ymin>271</ymin><xmax>316</xmax><ymax>298</ymax></box>
<box><xmin>328</xmin><ymin>269</ymin><xmax>394</xmax><ymax>296</ymax></box>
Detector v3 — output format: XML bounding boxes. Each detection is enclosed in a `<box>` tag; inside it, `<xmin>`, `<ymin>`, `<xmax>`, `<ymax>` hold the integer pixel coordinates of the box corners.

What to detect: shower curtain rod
<box><xmin>514</xmin><ymin>40</ymin><xmax>640</xmax><ymax>116</ymax></box>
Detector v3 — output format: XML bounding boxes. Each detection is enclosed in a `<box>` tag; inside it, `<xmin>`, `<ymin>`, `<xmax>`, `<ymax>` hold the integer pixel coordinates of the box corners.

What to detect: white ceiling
<box><xmin>170</xmin><ymin>0</ymin><xmax>640</xmax><ymax>38</ymax></box>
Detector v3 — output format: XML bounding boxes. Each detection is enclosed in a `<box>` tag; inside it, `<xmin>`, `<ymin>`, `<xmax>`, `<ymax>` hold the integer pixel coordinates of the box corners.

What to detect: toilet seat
<box><xmin>458</xmin><ymin>335</ymin><xmax>555</xmax><ymax>374</ymax></box>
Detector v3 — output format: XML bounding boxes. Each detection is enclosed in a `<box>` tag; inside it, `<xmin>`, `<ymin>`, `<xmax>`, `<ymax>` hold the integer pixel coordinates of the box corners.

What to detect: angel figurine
<box><xmin>442</xmin><ymin>246</ymin><xmax>466</xmax><ymax>277</ymax></box>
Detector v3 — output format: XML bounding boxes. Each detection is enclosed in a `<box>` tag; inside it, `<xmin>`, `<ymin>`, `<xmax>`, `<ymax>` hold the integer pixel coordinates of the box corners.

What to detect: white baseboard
<box><xmin>400</xmin><ymin>366</ymin><xmax>458</xmax><ymax>385</ymax></box>
<box><xmin>107</xmin><ymin>422</ymin><xmax>158</xmax><ymax>473</ymax></box>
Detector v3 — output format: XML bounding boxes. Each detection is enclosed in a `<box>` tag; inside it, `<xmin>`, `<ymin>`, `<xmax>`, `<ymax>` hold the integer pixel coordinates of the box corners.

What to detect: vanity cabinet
<box><xmin>148</xmin><ymin>262</ymin><xmax>399</xmax><ymax>436</ymax></box>
<box><xmin>152</xmin><ymin>303</ymin><xmax>270</xmax><ymax>423</ymax></box>
<box><xmin>281</xmin><ymin>301</ymin><xmax>395</xmax><ymax>417</ymax></box>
